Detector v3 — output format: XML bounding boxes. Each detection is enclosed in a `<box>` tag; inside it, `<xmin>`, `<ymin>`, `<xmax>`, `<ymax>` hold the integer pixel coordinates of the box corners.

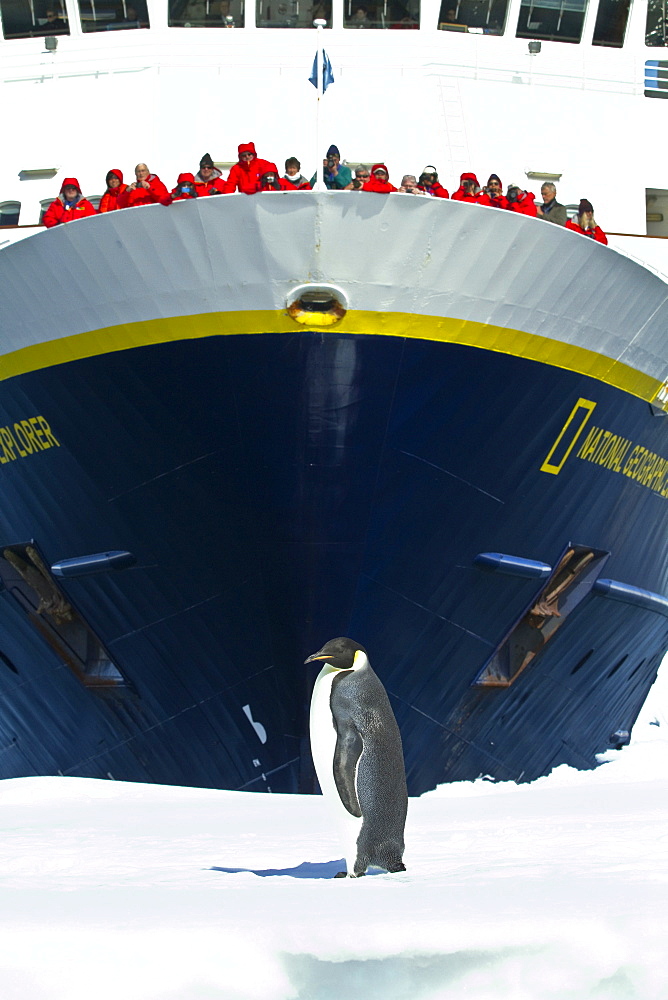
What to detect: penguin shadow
<box><xmin>209</xmin><ymin>860</ymin><xmax>387</xmax><ymax>879</ymax></box>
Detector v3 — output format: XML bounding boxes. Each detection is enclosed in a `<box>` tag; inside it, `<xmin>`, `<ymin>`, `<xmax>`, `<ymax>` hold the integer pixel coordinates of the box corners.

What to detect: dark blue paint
<box><xmin>0</xmin><ymin>331</ymin><xmax>665</xmax><ymax>794</ymax></box>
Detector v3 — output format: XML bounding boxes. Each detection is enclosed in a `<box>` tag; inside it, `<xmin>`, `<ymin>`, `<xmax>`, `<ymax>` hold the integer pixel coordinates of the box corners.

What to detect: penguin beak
<box><xmin>304</xmin><ymin>653</ymin><xmax>330</xmax><ymax>664</ymax></box>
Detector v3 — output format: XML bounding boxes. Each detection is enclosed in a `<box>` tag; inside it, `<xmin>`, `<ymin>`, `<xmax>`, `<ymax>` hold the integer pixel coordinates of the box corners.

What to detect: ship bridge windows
<box><xmin>1</xmin><ymin>0</ymin><xmax>69</xmax><ymax>39</ymax></box>
<box><xmin>0</xmin><ymin>543</ymin><xmax>126</xmax><ymax>690</ymax></box>
<box><xmin>516</xmin><ymin>0</ymin><xmax>588</xmax><ymax>43</ymax></box>
<box><xmin>438</xmin><ymin>0</ymin><xmax>508</xmax><ymax>34</ymax></box>
<box><xmin>256</xmin><ymin>0</ymin><xmax>329</xmax><ymax>27</ymax></box>
<box><xmin>169</xmin><ymin>0</ymin><xmax>245</xmax><ymax>26</ymax></box>
<box><xmin>647</xmin><ymin>0</ymin><xmax>668</xmax><ymax>44</ymax></box>
<box><xmin>76</xmin><ymin>0</ymin><xmax>149</xmax><ymax>32</ymax></box>
<box><xmin>592</xmin><ymin>0</ymin><xmax>631</xmax><ymax>46</ymax></box>
<box><xmin>344</xmin><ymin>0</ymin><xmax>418</xmax><ymax>28</ymax></box>
<box><xmin>0</xmin><ymin>202</ymin><xmax>20</xmax><ymax>226</ymax></box>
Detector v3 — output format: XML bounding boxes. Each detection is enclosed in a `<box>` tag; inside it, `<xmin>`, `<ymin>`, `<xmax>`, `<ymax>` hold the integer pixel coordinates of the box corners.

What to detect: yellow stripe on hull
<box><xmin>0</xmin><ymin>309</ymin><xmax>663</xmax><ymax>407</ymax></box>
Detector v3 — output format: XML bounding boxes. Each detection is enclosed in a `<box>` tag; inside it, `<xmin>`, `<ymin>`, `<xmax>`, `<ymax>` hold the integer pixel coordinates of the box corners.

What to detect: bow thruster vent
<box><xmin>286</xmin><ymin>284</ymin><xmax>348</xmax><ymax>326</ymax></box>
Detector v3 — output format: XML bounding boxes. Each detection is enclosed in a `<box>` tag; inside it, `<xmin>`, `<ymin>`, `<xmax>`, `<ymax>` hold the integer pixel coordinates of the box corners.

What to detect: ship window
<box><xmin>592</xmin><ymin>0</ymin><xmax>631</xmax><ymax>45</ymax></box>
<box><xmin>343</xmin><ymin>0</ymin><xmax>418</xmax><ymax>27</ymax></box>
<box><xmin>475</xmin><ymin>544</ymin><xmax>609</xmax><ymax>687</ymax></box>
<box><xmin>438</xmin><ymin>0</ymin><xmax>508</xmax><ymax>33</ymax></box>
<box><xmin>0</xmin><ymin>202</ymin><xmax>20</xmax><ymax>226</ymax></box>
<box><xmin>169</xmin><ymin>0</ymin><xmax>245</xmax><ymax>26</ymax></box>
<box><xmin>1</xmin><ymin>0</ymin><xmax>70</xmax><ymax>39</ymax></box>
<box><xmin>77</xmin><ymin>0</ymin><xmax>149</xmax><ymax>31</ymax></box>
<box><xmin>0</xmin><ymin>544</ymin><xmax>126</xmax><ymax>690</ymax></box>
<box><xmin>516</xmin><ymin>0</ymin><xmax>588</xmax><ymax>43</ymax></box>
<box><xmin>647</xmin><ymin>0</ymin><xmax>667</xmax><ymax>44</ymax></box>
<box><xmin>256</xmin><ymin>0</ymin><xmax>330</xmax><ymax>26</ymax></box>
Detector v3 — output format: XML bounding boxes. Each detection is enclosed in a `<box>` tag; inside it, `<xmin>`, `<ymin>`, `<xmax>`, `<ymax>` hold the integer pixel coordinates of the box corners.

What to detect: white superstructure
<box><xmin>1</xmin><ymin>0</ymin><xmax>667</xmax><ymax>269</ymax></box>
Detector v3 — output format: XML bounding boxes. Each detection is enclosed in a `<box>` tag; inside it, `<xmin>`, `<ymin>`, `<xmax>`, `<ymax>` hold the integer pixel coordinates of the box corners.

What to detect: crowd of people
<box><xmin>42</xmin><ymin>142</ymin><xmax>608</xmax><ymax>245</ymax></box>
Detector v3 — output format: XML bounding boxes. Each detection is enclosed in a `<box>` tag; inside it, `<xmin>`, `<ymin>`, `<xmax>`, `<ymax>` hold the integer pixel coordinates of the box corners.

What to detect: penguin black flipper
<box><xmin>332</xmin><ymin>721</ymin><xmax>363</xmax><ymax>818</ymax></box>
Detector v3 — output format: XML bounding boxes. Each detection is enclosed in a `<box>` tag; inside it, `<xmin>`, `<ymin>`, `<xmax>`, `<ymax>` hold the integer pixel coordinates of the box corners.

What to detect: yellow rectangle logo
<box><xmin>540</xmin><ymin>398</ymin><xmax>597</xmax><ymax>475</ymax></box>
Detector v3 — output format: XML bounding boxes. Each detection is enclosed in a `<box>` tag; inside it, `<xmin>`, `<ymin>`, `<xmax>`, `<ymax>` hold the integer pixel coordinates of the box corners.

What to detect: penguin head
<box><xmin>305</xmin><ymin>636</ymin><xmax>368</xmax><ymax>672</ymax></box>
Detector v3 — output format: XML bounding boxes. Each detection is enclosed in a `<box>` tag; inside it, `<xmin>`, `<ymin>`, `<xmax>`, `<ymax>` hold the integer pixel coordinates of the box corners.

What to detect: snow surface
<box><xmin>2</xmin><ymin>667</ymin><xmax>668</xmax><ymax>1000</ymax></box>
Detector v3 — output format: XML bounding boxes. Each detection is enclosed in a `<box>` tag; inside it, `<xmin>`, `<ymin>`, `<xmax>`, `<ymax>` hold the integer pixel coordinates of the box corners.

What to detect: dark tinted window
<box><xmin>257</xmin><ymin>0</ymin><xmax>329</xmax><ymax>27</ymax></box>
<box><xmin>516</xmin><ymin>0</ymin><xmax>588</xmax><ymax>43</ymax></box>
<box><xmin>77</xmin><ymin>0</ymin><xmax>149</xmax><ymax>31</ymax></box>
<box><xmin>438</xmin><ymin>0</ymin><xmax>508</xmax><ymax>33</ymax></box>
<box><xmin>592</xmin><ymin>0</ymin><xmax>631</xmax><ymax>46</ymax></box>
<box><xmin>0</xmin><ymin>202</ymin><xmax>20</xmax><ymax>226</ymax></box>
<box><xmin>169</xmin><ymin>0</ymin><xmax>245</xmax><ymax>26</ymax></box>
<box><xmin>1</xmin><ymin>0</ymin><xmax>70</xmax><ymax>39</ymax></box>
<box><xmin>647</xmin><ymin>0</ymin><xmax>667</xmax><ymax>45</ymax></box>
<box><xmin>345</xmin><ymin>0</ymin><xmax>418</xmax><ymax>28</ymax></box>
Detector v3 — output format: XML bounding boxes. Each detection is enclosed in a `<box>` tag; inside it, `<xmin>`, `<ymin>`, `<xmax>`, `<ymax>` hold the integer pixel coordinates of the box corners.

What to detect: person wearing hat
<box><xmin>310</xmin><ymin>145</ymin><xmax>353</xmax><ymax>190</ymax></box>
<box><xmin>99</xmin><ymin>169</ymin><xmax>127</xmax><ymax>213</ymax></box>
<box><xmin>566</xmin><ymin>200</ymin><xmax>608</xmax><ymax>244</ymax></box>
<box><xmin>536</xmin><ymin>182</ymin><xmax>567</xmax><ymax>226</ymax></box>
<box><xmin>171</xmin><ymin>173</ymin><xmax>199</xmax><ymax>201</ymax></box>
<box><xmin>484</xmin><ymin>174</ymin><xmax>508</xmax><ymax>210</ymax></box>
<box><xmin>452</xmin><ymin>172</ymin><xmax>491</xmax><ymax>205</ymax></box>
<box><xmin>416</xmin><ymin>166</ymin><xmax>449</xmax><ymax>198</ymax></box>
<box><xmin>194</xmin><ymin>154</ymin><xmax>225</xmax><ymax>196</ymax></box>
<box><xmin>223</xmin><ymin>142</ymin><xmax>274</xmax><ymax>195</ymax></box>
<box><xmin>362</xmin><ymin>164</ymin><xmax>398</xmax><ymax>193</ymax></box>
<box><xmin>43</xmin><ymin>178</ymin><xmax>97</xmax><ymax>228</ymax></box>
<box><xmin>256</xmin><ymin>165</ymin><xmax>283</xmax><ymax>192</ymax></box>
<box><xmin>505</xmin><ymin>184</ymin><xmax>537</xmax><ymax>216</ymax></box>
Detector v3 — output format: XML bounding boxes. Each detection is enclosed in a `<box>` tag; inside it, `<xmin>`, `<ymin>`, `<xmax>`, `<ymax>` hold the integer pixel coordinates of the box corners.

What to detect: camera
<box><xmin>327</xmin><ymin>158</ymin><xmax>335</xmax><ymax>168</ymax></box>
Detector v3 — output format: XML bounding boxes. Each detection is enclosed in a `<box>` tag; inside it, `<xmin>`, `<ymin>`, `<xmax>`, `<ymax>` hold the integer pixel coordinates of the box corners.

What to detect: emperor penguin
<box><xmin>306</xmin><ymin>637</ymin><xmax>407</xmax><ymax>877</ymax></box>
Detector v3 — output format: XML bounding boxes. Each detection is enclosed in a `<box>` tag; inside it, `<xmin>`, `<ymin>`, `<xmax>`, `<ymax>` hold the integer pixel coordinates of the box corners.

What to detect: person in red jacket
<box><xmin>416</xmin><ymin>166</ymin><xmax>448</xmax><ymax>198</ymax></box>
<box><xmin>99</xmin><ymin>169</ymin><xmax>127</xmax><ymax>213</ymax></box>
<box><xmin>506</xmin><ymin>185</ymin><xmax>537</xmax><ymax>216</ymax></box>
<box><xmin>223</xmin><ymin>142</ymin><xmax>274</xmax><ymax>195</ymax></box>
<box><xmin>451</xmin><ymin>172</ymin><xmax>491</xmax><ymax>205</ymax></box>
<box><xmin>194</xmin><ymin>153</ymin><xmax>225</xmax><ymax>196</ymax></box>
<box><xmin>43</xmin><ymin>178</ymin><xmax>97</xmax><ymax>228</ymax></box>
<box><xmin>256</xmin><ymin>166</ymin><xmax>284</xmax><ymax>192</ymax></box>
<box><xmin>565</xmin><ymin>199</ymin><xmax>608</xmax><ymax>245</ymax></box>
<box><xmin>119</xmin><ymin>163</ymin><xmax>171</xmax><ymax>208</ymax></box>
<box><xmin>362</xmin><ymin>164</ymin><xmax>398</xmax><ymax>193</ymax></box>
<box><xmin>483</xmin><ymin>174</ymin><xmax>509</xmax><ymax>210</ymax></box>
<box><xmin>171</xmin><ymin>173</ymin><xmax>199</xmax><ymax>201</ymax></box>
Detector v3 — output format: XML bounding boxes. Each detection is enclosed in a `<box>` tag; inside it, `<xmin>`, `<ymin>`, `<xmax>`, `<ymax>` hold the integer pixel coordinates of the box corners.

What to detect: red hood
<box><xmin>177</xmin><ymin>173</ymin><xmax>196</xmax><ymax>185</ymax></box>
<box><xmin>238</xmin><ymin>142</ymin><xmax>257</xmax><ymax>171</ymax></box>
<box><xmin>459</xmin><ymin>172</ymin><xmax>479</xmax><ymax>185</ymax></box>
<box><xmin>60</xmin><ymin>177</ymin><xmax>81</xmax><ymax>194</ymax></box>
<box><xmin>106</xmin><ymin>169</ymin><xmax>123</xmax><ymax>185</ymax></box>
<box><xmin>371</xmin><ymin>163</ymin><xmax>390</xmax><ymax>179</ymax></box>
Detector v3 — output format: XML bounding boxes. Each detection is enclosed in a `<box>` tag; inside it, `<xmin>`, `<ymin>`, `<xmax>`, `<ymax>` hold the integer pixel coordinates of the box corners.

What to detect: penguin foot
<box><xmin>334</xmin><ymin>871</ymin><xmax>348</xmax><ymax>878</ymax></box>
<box><xmin>387</xmin><ymin>862</ymin><xmax>406</xmax><ymax>873</ymax></box>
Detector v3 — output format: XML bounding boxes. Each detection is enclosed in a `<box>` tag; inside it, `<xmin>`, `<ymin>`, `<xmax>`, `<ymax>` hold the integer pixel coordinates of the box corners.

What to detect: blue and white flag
<box><xmin>309</xmin><ymin>50</ymin><xmax>334</xmax><ymax>92</ymax></box>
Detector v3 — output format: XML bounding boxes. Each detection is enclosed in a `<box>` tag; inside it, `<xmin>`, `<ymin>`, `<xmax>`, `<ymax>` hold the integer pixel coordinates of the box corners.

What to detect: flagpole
<box><xmin>313</xmin><ymin>18</ymin><xmax>326</xmax><ymax>192</ymax></box>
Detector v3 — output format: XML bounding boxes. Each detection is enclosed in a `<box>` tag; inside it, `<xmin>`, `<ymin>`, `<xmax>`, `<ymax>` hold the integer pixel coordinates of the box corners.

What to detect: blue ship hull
<box><xmin>0</xmin><ymin>327</ymin><xmax>665</xmax><ymax>794</ymax></box>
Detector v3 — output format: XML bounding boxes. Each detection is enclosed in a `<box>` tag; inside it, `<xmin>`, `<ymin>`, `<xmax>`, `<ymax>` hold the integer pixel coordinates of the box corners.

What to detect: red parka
<box><xmin>99</xmin><ymin>169</ymin><xmax>128</xmax><ymax>213</ymax></box>
<box><xmin>171</xmin><ymin>173</ymin><xmax>199</xmax><ymax>201</ymax></box>
<box><xmin>451</xmin><ymin>172</ymin><xmax>491</xmax><ymax>206</ymax></box>
<box><xmin>118</xmin><ymin>173</ymin><xmax>171</xmax><ymax>208</ymax></box>
<box><xmin>509</xmin><ymin>190</ymin><xmax>538</xmax><ymax>217</ymax></box>
<box><xmin>282</xmin><ymin>173</ymin><xmax>311</xmax><ymax>191</ymax></box>
<box><xmin>416</xmin><ymin>180</ymin><xmax>449</xmax><ymax>198</ymax></box>
<box><xmin>43</xmin><ymin>178</ymin><xmax>97</xmax><ymax>228</ymax></box>
<box><xmin>223</xmin><ymin>143</ymin><xmax>275</xmax><ymax>195</ymax></box>
<box><xmin>565</xmin><ymin>219</ymin><xmax>608</xmax><ymax>245</ymax></box>
<box><xmin>362</xmin><ymin>164</ymin><xmax>398</xmax><ymax>194</ymax></box>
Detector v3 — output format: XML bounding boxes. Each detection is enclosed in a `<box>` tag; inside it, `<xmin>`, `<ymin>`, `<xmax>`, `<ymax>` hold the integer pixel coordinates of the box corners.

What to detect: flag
<box><xmin>309</xmin><ymin>50</ymin><xmax>334</xmax><ymax>92</ymax></box>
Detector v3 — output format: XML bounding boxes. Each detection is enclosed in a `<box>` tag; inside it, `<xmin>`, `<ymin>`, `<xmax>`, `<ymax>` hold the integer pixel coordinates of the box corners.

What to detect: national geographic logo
<box><xmin>541</xmin><ymin>398</ymin><xmax>668</xmax><ymax>499</ymax></box>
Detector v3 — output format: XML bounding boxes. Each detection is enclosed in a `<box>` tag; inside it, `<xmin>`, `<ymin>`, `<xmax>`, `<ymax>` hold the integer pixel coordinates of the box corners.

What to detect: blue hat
<box><xmin>326</xmin><ymin>145</ymin><xmax>340</xmax><ymax>157</ymax></box>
